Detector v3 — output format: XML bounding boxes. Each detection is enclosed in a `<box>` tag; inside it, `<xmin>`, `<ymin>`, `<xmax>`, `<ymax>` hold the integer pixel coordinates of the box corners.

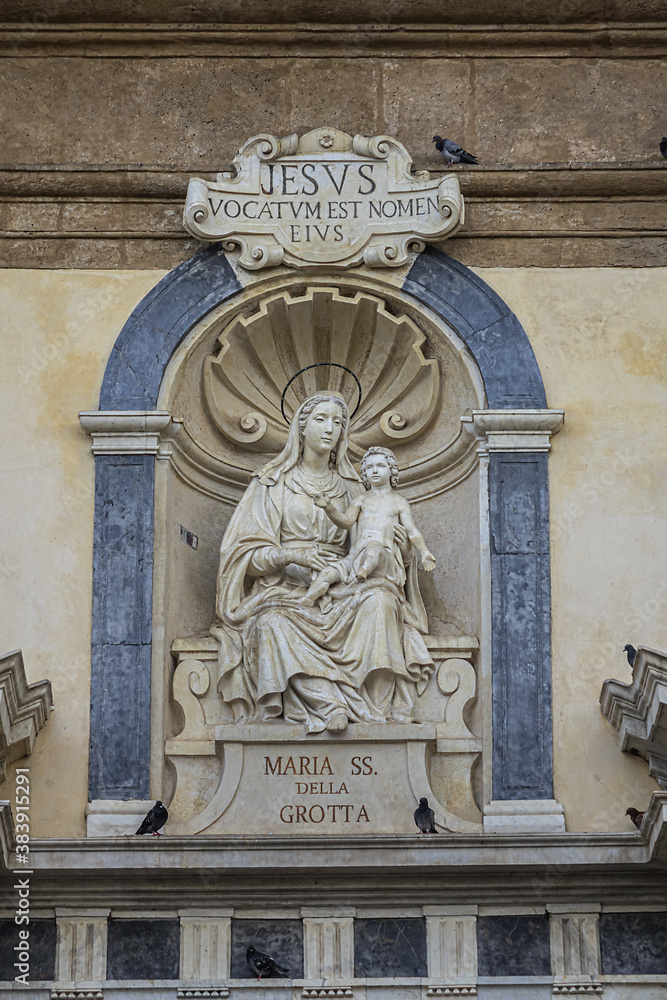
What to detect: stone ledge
<box><xmin>2</xmin><ymin>22</ymin><xmax>667</xmax><ymax>58</ymax></box>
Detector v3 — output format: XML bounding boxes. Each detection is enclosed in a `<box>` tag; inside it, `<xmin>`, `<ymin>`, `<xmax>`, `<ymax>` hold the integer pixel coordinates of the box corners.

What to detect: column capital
<box><xmin>79</xmin><ymin>410</ymin><xmax>182</xmax><ymax>455</ymax></box>
<box><xmin>462</xmin><ymin>408</ymin><xmax>564</xmax><ymax>453</ymax></box>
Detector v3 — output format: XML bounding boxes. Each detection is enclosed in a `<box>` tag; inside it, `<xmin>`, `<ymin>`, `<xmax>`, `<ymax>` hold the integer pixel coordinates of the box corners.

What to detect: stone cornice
<box><xmin>462</xmin><ymin>409</ymin><xmax>565</xmax><ymax>453</ymax></box>
<box><xmin>600</xmin><ymin>646</ymin><xmax>667</xmax><ymax>790</ymax></box>
<box><xmin>1</xmin><ymin>23</ymin><xmax>667</xmax><ymax>58</ymax></box>
<box><xmin>7</xmin><ymin>823</ymin><xmax>667</xmax><ymax>907</ymax></box>
<box><xmin>3</xmin><ymin>0</ymin><xmax>667</xmax><ymax>25</ymax></box>
<box><xmin>0</xmin><ymin>649</ymin><xmax>53</xmax><ymax>783</ymax></box>
<box><xmin>1</xmin><ymin>162</ymin><xmax>666</xmax><ymax>199</ymax></box>
<box><xmin>79</xmin><ymin>411</ymin><xmax>182</xmax><ymax>455</ymax></box>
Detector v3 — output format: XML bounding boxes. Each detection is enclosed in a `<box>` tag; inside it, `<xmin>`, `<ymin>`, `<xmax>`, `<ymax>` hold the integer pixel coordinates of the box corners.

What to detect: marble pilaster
<box><xmin>179</xmin><ymin>911</ymin><xmax>233</xmax><ymax>981</ymax></box>
<box><xmin>55</xmin><ymin>909</ymin><xmax>109</xmax><ymax>983</ymax></box>
<box><xmin>301</xmin><ymin>908</ymin><xmax>355</xmax><ymax>980</ymax></box>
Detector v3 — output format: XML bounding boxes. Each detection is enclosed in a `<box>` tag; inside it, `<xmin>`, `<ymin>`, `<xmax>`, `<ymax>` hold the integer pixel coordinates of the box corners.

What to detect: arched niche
<box><xmin>83</xmin><ymin>245</ymin><xmax>563</xmax><ymax>835</ymax></box>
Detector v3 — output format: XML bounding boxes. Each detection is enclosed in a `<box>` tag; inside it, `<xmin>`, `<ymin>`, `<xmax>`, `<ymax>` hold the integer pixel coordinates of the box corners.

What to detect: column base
<box><xmin>85</xmin><ymin>800</ymin><xmax>156</xmax><ymax>837</ymax></box>
<box><xmin>483</xmin><ymin>799</ymin><xmax>565</xmax><ymax>833</ymax></box>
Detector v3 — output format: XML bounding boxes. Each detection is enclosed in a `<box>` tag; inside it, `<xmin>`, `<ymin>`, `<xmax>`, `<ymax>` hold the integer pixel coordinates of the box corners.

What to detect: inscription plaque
<box><xmin>184</xmin><ymin>126</ymin><xmax>463</xmax><ymax>270</ymax></box>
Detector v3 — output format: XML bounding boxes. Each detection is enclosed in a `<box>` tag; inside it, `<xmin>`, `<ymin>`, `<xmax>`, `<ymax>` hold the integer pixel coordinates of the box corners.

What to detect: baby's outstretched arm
<box><xmin>398</xmin><ymin>501</ymin><xmax>436</xmax><ymax>572</ymax></box>
<box><xmin>313</xmin><ymin>493</ymin><xmax>362</xmax><ymax>530</ymax></box>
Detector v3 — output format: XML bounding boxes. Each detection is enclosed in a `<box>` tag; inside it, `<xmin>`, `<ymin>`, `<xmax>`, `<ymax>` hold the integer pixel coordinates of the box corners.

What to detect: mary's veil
<box><xmin>256</xmin><ymin>393</ymin><xmax>359</xmax><ymax>485</ymax></box>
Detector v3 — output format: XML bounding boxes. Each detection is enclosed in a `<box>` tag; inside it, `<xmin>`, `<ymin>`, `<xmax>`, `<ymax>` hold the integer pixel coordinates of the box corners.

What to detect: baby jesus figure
<box><xmin>301</xmin><ymin>446</ymin><xmax>436</xmax><ymax>607</ymax></box>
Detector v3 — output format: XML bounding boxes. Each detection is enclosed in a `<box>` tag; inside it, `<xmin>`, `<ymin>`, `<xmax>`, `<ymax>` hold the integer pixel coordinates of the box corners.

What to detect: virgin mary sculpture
<box><xmin>211</xmin><ymin>392</ymin><xmax>434</xmax><ymax>733</ymax></box>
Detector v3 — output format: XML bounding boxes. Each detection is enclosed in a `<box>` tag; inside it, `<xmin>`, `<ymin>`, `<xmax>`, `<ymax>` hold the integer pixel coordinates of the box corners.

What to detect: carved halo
<box><xmin>280</xmin><ymin>363</ymin><xmax>363</xmax><ymax>423</ymax></box>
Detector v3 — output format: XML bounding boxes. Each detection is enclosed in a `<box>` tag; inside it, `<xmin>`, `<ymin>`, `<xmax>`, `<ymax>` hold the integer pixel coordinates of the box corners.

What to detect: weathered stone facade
<box><xmin>1</xmin><ymin>2</ymin><xmax>667</xmax><ymax>997</ymax></box>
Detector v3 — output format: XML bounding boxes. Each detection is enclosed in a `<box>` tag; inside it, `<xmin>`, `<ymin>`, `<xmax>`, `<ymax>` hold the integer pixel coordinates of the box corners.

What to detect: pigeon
<box><xmin>432</xmin><ymin>134</ymin><xmax>479</xmax><ymax>165</ymax></box>
<box><xmin>414</xmin><ymin>796</ymin><xmax>437</xmax><ymax>833</ymax></box>
<box><xmin>135</xmin><ymin>800</ymin><xmax>168</xmax><ymax>837</ymax></box>
<box><xmin>626</xmin><ymin>807</ymin><xmax>645</xmax><ymax>830</ymax></box>
<box><xmin>660</xmin><ymin>137</ymin><xmax>667</xmax><ymax>158</ymax></box>
<box><xmin>246</xmin><ymin>945</ymin><xmax>290</xmax><ymax>979</ymax></box>
<box><xmin>624</xmin><ymin>644</ymin><xmax>637</xmax><ymax>667</ymax></box>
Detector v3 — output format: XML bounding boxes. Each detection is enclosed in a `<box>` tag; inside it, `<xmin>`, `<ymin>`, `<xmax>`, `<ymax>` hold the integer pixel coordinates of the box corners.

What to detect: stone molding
<box><xmin>462</xmin><ymin>409</ymin><xmax>565</xmax><ymax>453</ymax></box>
<box><xmin>178</xmin><ymin>991</ymin><xmax>229</xmax><ymax>999</ymax></box>
<box><xmin>599</xmin><ymin>645</ymin><xmax>667</xmax><ymax>789</ymax></box>
<box><xmin>0</xmin><ymin>649</ymin><xmax>53</xmax><ymax>783</ymax></box>
<box><xmin>178</xmin><ymin>992</ymin><xmax>229</xmax><ymax>999</ymax></box>
<box><xmin>2</xmin><ymin>23</ymin><xmax>667</xmax><ymax>59</ymax></box>
<box><xmin>50</xmin><ymin>991</ymin><xmax>104</xmax><ymax>1000</ymax></box>
<box><xmin>79</xmin><ymin>411</ymin><xmax>181</xmax><ymax>455</ymax></box>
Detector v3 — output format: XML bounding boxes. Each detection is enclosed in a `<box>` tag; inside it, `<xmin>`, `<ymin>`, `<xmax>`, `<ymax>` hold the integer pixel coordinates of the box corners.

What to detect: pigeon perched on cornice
<box><xmin>246</xmin><ymin>946</ymin><xmax>290</xmax><ymax>979</ymax></box>
<box><xmin>626</xmin><ymin>807</ymin><xmax>645</xmax><ymax>830</ymax></box>
<box><xmin>432</xmin><ymin>134</ymin><xmax>479</xmax><ymax>165</ymax></box>
<box><xmin>624</xmin><ymin>644</ymin><xmax>637</xmax><ymax>667</ymax></box>
<box><xmin>135</xmin><ymin>800</ymin><xmax>168</xmax><ymax>837</ymax></box>
<box><xmin>414</xmin><ymin>797</ymin><xmax>437</xmax><ymax>834</ymax></box>
<box><xmin>660</xmin><ymin>137</ymin><xmax>667</xmax><ymax>158</ymax></box>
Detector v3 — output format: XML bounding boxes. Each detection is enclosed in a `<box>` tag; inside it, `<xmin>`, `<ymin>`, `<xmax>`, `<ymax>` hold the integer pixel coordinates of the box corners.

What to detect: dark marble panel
<box><xmin>600</xmin><ymin>911</ymin><xmax>667</xmax><ymax>975</ymax></box>
<box><xmin>0</xmin><ymin>919</ymin><xmax>56</xmax><ymax>981</ymax></box>
<box><xmin>91</xmin><ymin>455</ymin><xmax>155</xmax><ymax>647</ymax></box>
<box><xmin>354</xmin><ymin>918</ymin><xmax>427</xmax><ymax>978</ymax></box>
<box><xmin>89</xmin><ymin>453</ymin><xmax>154</xmax><ymax>800</ymax></box>
<box><xmin>490</xmin><ymin>453</ymin><xmax>553</xmax><ymax>800</ymax></box>
<box><xmin>403</xmin><ymin>247</ymin><xmax>547</xmax><ymax>409</ymax></box>
<box><xmin>100</xmin><ymin>246</ymin><xmax>241</xmax><ymax>410</ymax></box>
<box><xmin>230</xmin><ymin>919</ymin><xmax>303</xmax><ymax>979</ymax></box>
<box><xmin>107</xmin><ymin>919</ymin><xmax>180</xmax><ymax>980</ymax></box>
<box><xmin>477</xmin><ymin>915</ymin><xmax>551</xmax><ymax>977</ymax></box>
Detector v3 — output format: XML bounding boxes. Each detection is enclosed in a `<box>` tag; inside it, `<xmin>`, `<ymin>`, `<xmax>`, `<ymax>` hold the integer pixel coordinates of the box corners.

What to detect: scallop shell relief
<box><xmin>204</xmin><ymin>287</ymin><xmax>440</xmax><ymax>455</ymax></box>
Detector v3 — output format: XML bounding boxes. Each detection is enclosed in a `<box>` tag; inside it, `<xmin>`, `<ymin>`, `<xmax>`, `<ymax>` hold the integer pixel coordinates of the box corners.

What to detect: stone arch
<box><xmin>99</xmin><ymin>245</ymin><xmax>545</xmax><ymax>412</ymax></box>
<box><xmin>86</xmin><ymin>246</ymin><xmax>557</xmax><ymax>824</ymax></box>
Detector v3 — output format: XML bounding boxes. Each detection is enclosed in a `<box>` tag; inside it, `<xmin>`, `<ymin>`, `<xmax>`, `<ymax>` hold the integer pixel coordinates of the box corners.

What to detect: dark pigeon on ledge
<box><xmin>433</xmin><ymin>134</ymin><xmax>479</xmax><ymax>165</ymax></box>
<box><xmin>246</xmin><ymin>945</ymin><xmax>290</xmax><ymax>979</ymax></box>
<box><xmin>624</xmin><ymin>644</ymin><xmax>637</xmax><ymax>667</ymax></box>
<box><xmin>660</xmin><ymin>137</ymin><xmax>667</xmax><ymax>158</ymax></box>
<box><xmin>135</xmin><ymin>800</ymin><xmax>168</xmax><ymax>837</ymax></box>
<box><xmin>414</xmin><ymin>796</ymin><xmax>437</xmax><ymax>834</ymax></box>
<box><xmin>626</xmin><ymin>807</ymin><xmax>645</xmax><ymax>830</ymax></box>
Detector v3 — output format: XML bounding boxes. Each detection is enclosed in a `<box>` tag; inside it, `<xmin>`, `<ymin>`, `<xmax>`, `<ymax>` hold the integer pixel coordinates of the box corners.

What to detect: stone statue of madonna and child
<box><xmin>211</xmin><ymin>392</ymin><xmax>438</xmax><ymax>734</ymax></box>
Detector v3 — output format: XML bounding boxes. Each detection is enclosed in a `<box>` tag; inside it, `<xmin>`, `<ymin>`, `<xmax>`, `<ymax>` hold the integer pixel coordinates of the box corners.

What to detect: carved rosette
<box><xmin>204</xmin><ymin>287</ymin><xmax>440</xmax><ymax>455</ymax></box>
<box><xmin>183</xmin><ymin>126</ymin><xmax>463</xmax><ymax>269</ymax></box>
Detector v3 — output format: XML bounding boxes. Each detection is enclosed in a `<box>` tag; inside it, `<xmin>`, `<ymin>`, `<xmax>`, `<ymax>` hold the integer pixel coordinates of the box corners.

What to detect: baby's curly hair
<box><xmin>360</xmin><ymin>446</ymin><xmax>399</xmax><ymax>489</ymax></box>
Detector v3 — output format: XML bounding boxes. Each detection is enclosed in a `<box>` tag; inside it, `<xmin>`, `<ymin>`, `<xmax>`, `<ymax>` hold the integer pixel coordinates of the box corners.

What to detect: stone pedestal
<box><xmin>166</xmin><ymin>635</ymin><xmax>482</xmax><ymax>836</ymax></box>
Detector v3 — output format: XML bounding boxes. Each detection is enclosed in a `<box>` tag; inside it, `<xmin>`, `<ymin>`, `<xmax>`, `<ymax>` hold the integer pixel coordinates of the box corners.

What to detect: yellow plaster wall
<box><xmin>481</xmin><ymin>267</ymin><xmax>667</xmax><ymax>832</ymax></box>
<box><xmin>0</xmin><ymin>270</ymin><xmax>165</xmax><ymax>837</ymax></box>
<box><xmin>1</xmin><ymin>266</ymin><xmax>665</xmax><ymax>836</ymax></box>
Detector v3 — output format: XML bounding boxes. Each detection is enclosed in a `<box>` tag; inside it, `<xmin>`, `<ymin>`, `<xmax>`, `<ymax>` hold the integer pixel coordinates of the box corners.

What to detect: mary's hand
<box><xmin>284</xmin><ymin>546</ymin><xmax>329</xmax><ymax>573</ymax></box>
<box><xmin>393</xmin><ymin>523</ymin><xmax>412</xmax><ymax>560</ymax></box>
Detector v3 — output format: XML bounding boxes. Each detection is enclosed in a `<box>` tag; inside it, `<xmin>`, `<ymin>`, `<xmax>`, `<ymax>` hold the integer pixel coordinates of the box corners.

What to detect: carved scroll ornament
<box><xmin>184</xmin><ymin>127</ymin><xmax>463</xmax><ymax>270</ymax></box>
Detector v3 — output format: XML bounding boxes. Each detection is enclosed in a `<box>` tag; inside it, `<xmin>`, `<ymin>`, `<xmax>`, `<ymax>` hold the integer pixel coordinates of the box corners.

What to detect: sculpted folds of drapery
<box><xmin>210</xmin><ymin>393</ymin><xmax>434</xmax><ymax>734</ymax></box>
